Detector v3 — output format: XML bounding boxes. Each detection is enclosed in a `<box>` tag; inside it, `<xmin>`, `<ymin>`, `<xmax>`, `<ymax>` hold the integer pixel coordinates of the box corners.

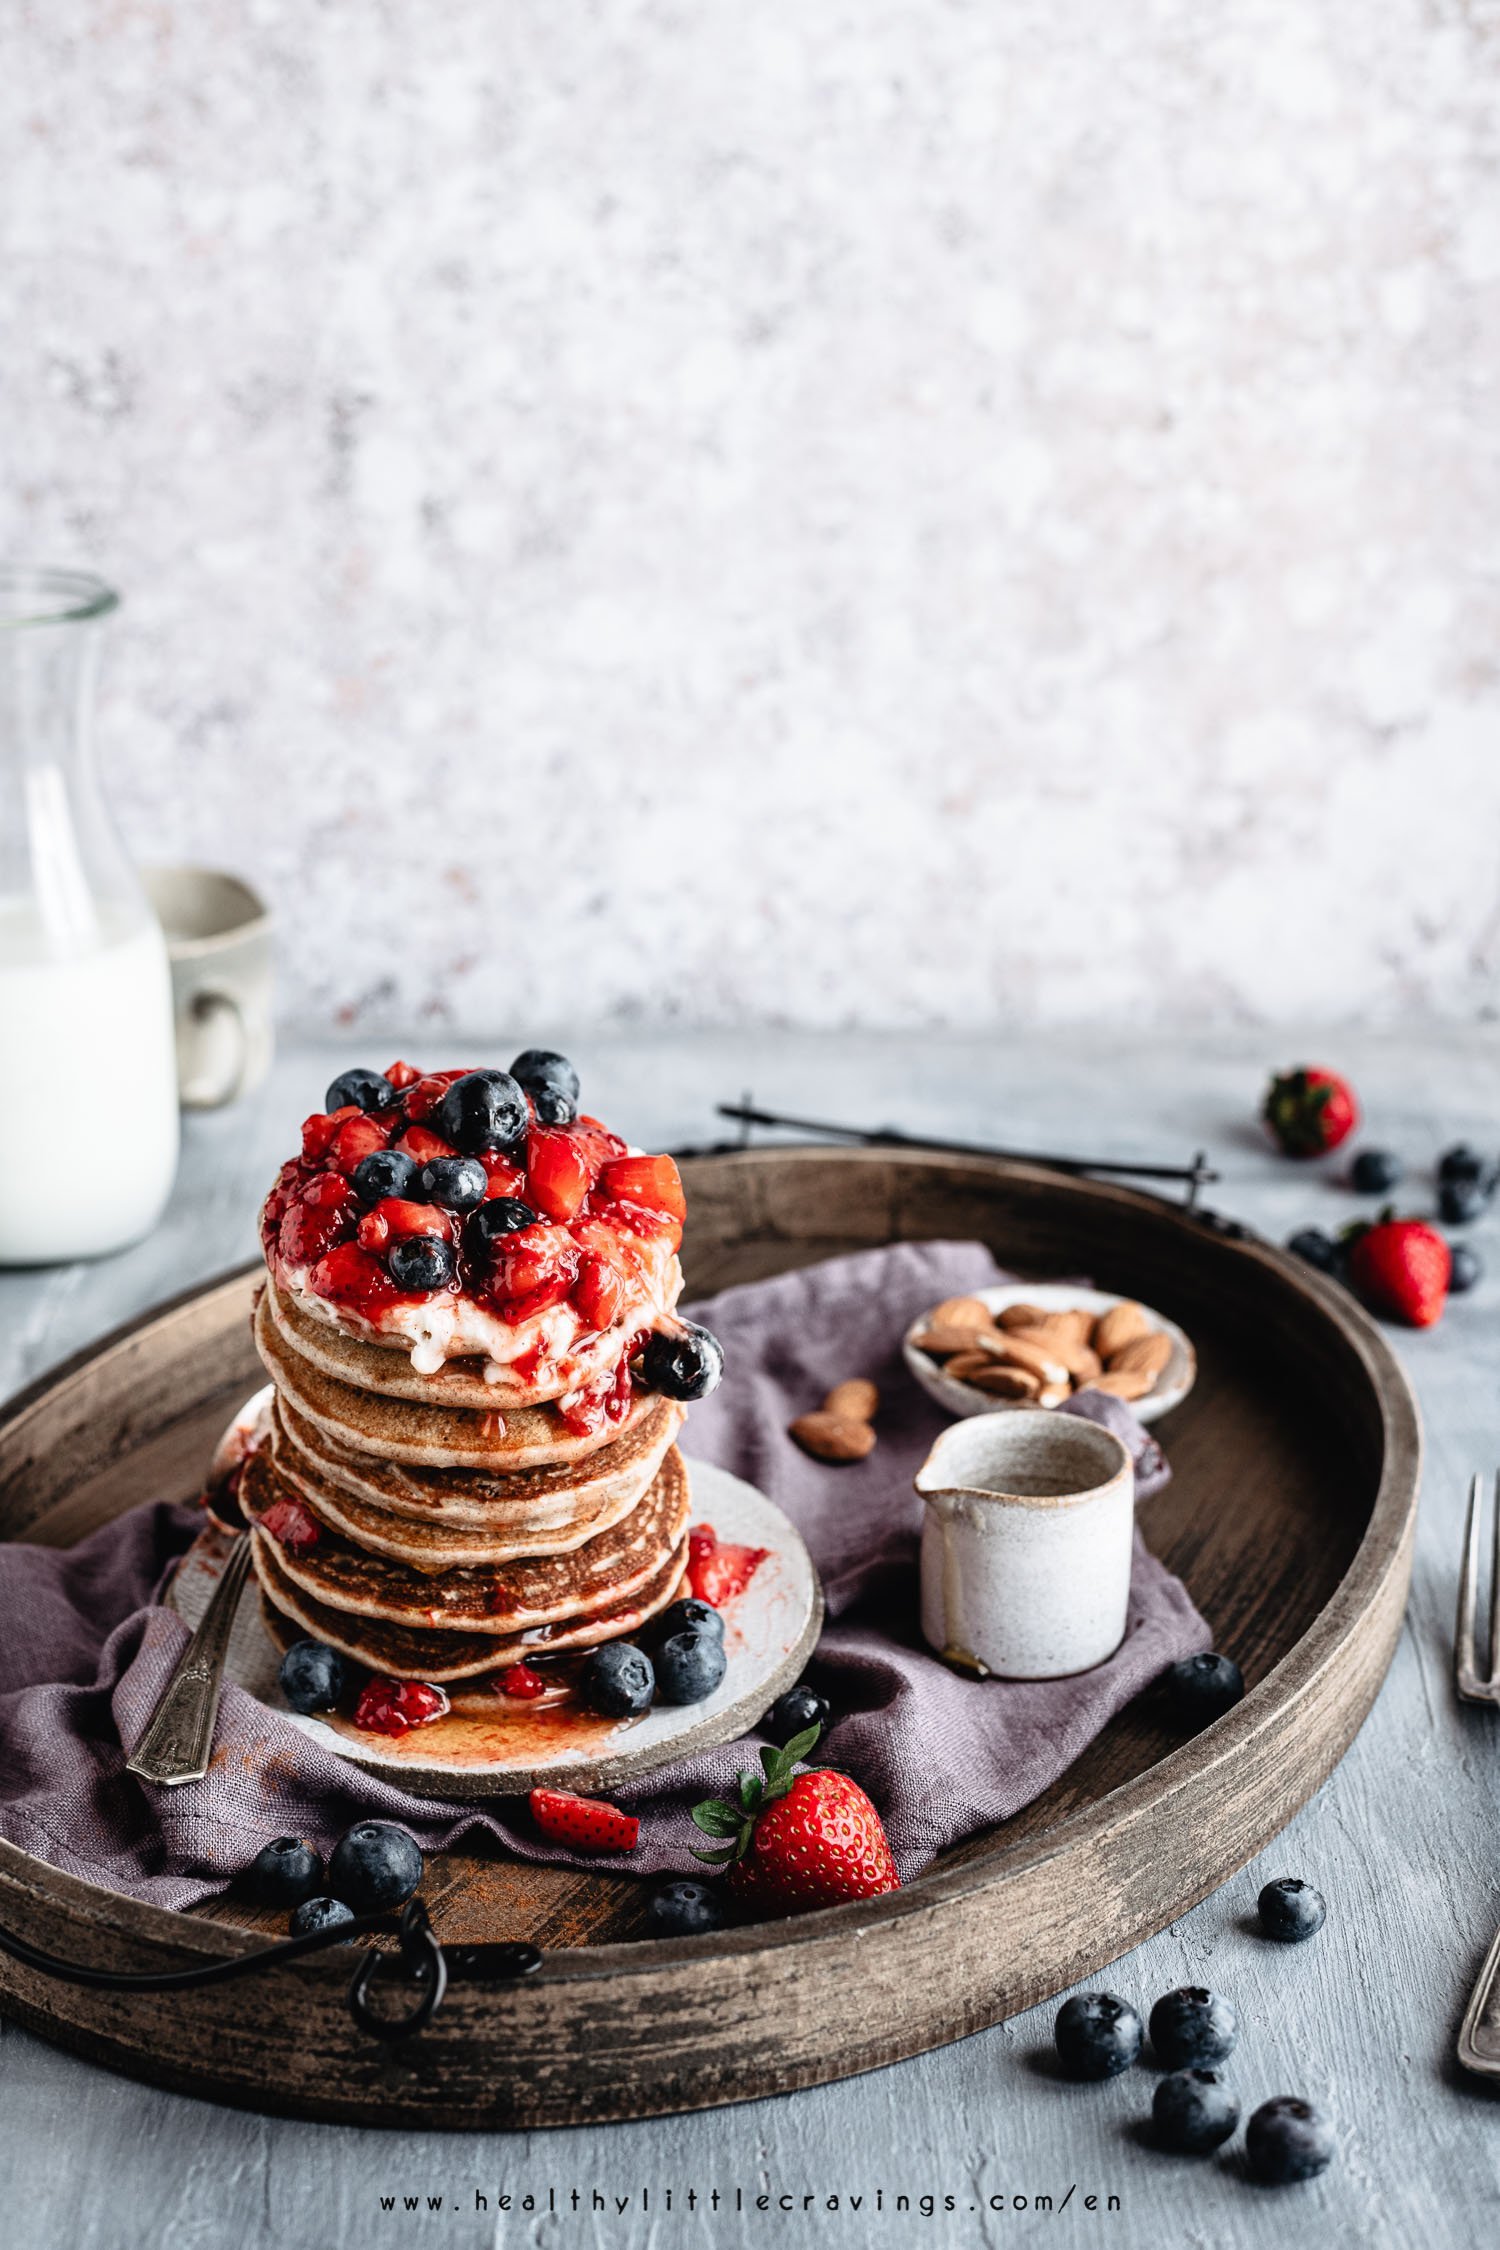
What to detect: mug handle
<box><xmin>182</xmin><ymin>989</ymin><xmax>251</xmax><ymax>1110</ymax></box>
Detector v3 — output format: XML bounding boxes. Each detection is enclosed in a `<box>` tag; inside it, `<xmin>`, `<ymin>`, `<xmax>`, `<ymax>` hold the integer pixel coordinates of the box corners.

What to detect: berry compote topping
<box><xmin>257</xmin><ymin>1496</ymin><xmax>323</xmax><ymax>1555</ymax></box>
<box><xmin>352</xmin><ymin>1677</ymin><xmax>451</xmax><ymax>1736</ymax></box>
<box><xmin>497</xmin><ymin>1662</ymin><xmax>548</xmax><ymax>1700</ymax></box>
<box><xmin>258</xmin><ymin>1057</ymin><xmax>685</xmax><ymax>1370</ymax></box>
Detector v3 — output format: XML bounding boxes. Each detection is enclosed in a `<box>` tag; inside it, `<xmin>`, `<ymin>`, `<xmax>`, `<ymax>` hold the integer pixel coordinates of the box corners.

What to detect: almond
<box><xmin>1004</xmin><ymin>1325</ymin><xmax>1102</xmax><ymax>1384</ymax></box>
<box><xmin>1107</xmin><ymin>1331</ymin><xmax>1172</xmax><ymax>1381</ymax></box>
<box><xmin>966</xmin><ymin>1364</ymin><xmax>1041</xmax><ymax>1399</ymax></box>
<box><xmin>990</xmin><ymin>1335</ymin><xmax>1070</xmax><ymax>1387</ymax></box>
<box><xmin>823</xmin><ymin>1378</ymin><xmax>879</xmax><ymax>1423</ymax></box>
<box><xmin>1092</xmin><ymin>1301</ymin><xmax>1150</xmax><ymax>1357</ymax></box>
<box><xmin>1021</xmin><ymin>1308</ymin><xmax>1097</xmax><ymax>1350</ymax></box>
<box><xmin>997</xmin><ymin>1303</ymin><xmax>1054</xmax><ymax>1333</ymax></box>
<box><xmin>913</xmin><ymin>1323</ymin><xmax>996</xmax><ymax>1359</ymax></box>
<box><xmin>1078</xmin><ymin>1368</ymin><xmax>1154</xmax><ymax>1402</ymax></box>
<box><xmin>943</xmin><ymin>1351</ymin><xmax>1002</xmax><ymax>1382</ymax></box>
<box><xmin>788</xmin><ymin>1411</ymin><xmax>876</xmax><ymax>1464</ymax></box>
<box><xmin>928</xmin><ymin>1296</ymin><xmax>995</xmax><ymax>1333</ymax></box>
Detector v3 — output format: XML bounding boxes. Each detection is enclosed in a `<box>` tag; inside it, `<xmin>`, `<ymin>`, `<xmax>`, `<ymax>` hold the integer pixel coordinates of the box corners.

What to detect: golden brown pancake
<box><xmin>254</xmin><ymin>1536</ymin><xmax>690</xmax><ymax>1683</ymax></box>
<box><xmin>241</xmin><ymin>1444</ymin><xmax>691</xmax><ymax>1634</ymax></box>
<box><xmin>253</xmin><ymin>1286</ymin><xmax>654</xmax><ymax>1470</ymax></box>
<box><xmin>270</xmin><ymin>1390</ymin><xmax>684</xmax><ymax>1534</ymax></box>
<box><xmin>268</xmin><ymin>1399</ymin><xmax>673</xmax><ymax>1571</ymax></box>
<box><xmin>265</xmin><ymin>1274</ymin><xmax>638</xmax><ymax>1410</ymax></box>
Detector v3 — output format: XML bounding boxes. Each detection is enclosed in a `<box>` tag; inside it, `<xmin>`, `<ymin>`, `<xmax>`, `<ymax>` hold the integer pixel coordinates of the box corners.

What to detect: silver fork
<box><xmin>1455</xmin><ymin>1474</ymin><xmax>1500</xmax><ymax>2078</ymax></box>
<box><xmin>125</xmin><ymin>1534</ymin><xmax>255</xmax><ymax>1787</ymax></box>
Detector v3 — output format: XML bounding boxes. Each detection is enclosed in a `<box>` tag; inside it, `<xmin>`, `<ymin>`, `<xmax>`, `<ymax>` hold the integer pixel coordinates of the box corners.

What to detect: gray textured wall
<box><xmin>5</xmin><ymin>1</ymin><xmax>1499</xmax><ymax>1035</ymax></box>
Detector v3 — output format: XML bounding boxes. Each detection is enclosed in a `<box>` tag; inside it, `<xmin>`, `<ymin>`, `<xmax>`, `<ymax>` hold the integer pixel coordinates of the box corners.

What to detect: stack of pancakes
<box><xmin>245</xmin><ymin>1278</ymin><xmax>691</xmax><ymax>1683</ymax></box>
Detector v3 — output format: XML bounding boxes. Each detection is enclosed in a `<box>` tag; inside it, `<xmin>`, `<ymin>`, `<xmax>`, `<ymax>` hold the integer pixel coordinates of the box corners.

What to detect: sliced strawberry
<box><xmin>687</xmin><ymin>1525</ymin><xmax>768</xmax><ymax>1608</ymax></box>
<box><xmin>258</xmin><ymin>1495</ymin><xmax>322</xmax><ymax>1554</ymax></box>
<box><xmin>401</xmin><ymin>1071</ymin><xmax>466</xmax><ymax>1126</ymax></box>
<box><xmin>396</xmin><ymin>1122</ymin><xmax>458</xmax><ymax>1166</ymax></box>
<box><xmin>526</xmin><ymin>1124</ymin><xmax>594</xmax><ymax>1222</ymax></box>
<box><xmin>497</xmin><ymin>1662</ymin><xmax>547</xmax><ymax>1700</ymax></box>
<box><xmin>480</xmin><ymin>1223</ymin><xmax>580</xmax><ymax>1322</ymax></box>
<box><xmin>355</xmin><ymin>1196</ymin><xmax>453</xmax><ymax>1252</ymax></box>
<box><xmin>278</xmin><ymin>1170</ymin><xmax>356</xmax><ymax>1267</ymax></box>
<box><xmin>598</xmin><ymin>1153</ymin><xmax>686</xmax><ymax>1223</ymax></box>
<box><xmin>300</xmin><ymin>1105</ymin><xmax>361</xmax><ymax>1163</ymax></box>
<box><xmin>1347</xmin><ymin>1216</ymin><xmax>1450</xmax><ymax>1327</ymax></box>
<box><xmin>573</xmin><ymin>1249</ymin><xmax>626</xmax><ymax>1330</ymax></box>
<box><xmin>574</xmin><ymin>1115</ymin><xmax>629</xmax><ymax>1168</ymax></box>
<box><xmin>352</xmin><ymin>1677</ymin><xmax>450</xmax><ymax>1736</ymax></box>
<box><xmin>384</xmin><ymin>1059</ymin><xmax>421</xmax><ymax>1090</ymax></box>
<box><xmin>310</xmin><ymin>1241</ymin><xmax>410</xmax><ymax>1315</ymax></box>
<box><xmin>479</xmin><ymin>1150</ymin><xmax>529</xmax><ymax>1199</ymax></box>
<box><xmin>529</xmin><ymin>1786</ymin><xmax>639</xmax><ymax>1852</ymax></box>
<box><xmin>330</xmin><ymin>1110</ymin><xmax>394</xmax><ymax>1175</ymax></box>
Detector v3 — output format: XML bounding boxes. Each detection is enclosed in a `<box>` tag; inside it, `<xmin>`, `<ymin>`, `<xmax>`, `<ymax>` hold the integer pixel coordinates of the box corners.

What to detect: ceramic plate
<box><xmin>903</xmin><ymin>1282</ymin><xmax>1196</xmax><ymax>1427</ymax></box>
<box><xmin>169</xmin><ymin>1453</ymin><xmax>823</xmax><ymax>1799</ymax></box>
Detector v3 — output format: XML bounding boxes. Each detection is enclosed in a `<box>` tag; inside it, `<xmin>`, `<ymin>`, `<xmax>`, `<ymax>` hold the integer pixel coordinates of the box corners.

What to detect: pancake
<box><xmin>268</xmin><ymin>1400</ymin><xmax>671</xmax><ymax>1571</ymax></box>
<box><xmin>253</xmin><ymin>1286</ymin><xmax>654</xmax><ymax>1471</ymax></box>
<box><xmin>254</xmin><ymin>1536</ymin><xmax>690</xmax><ymax>1683</ymax></box>
<box><xmin>241</xmin><ymin>1444</ymin><xmax>692</xmax><ymax>1634</ymax></box>
<box><xmin>266</xmin><ymin>1274</ymin><xmax>639</xmax><ymax>1411</ymax></box>
<box><xmin>271</xmin><ymin>1389</ymin><xmax>685</xmax><ymax>1534</ymax></box>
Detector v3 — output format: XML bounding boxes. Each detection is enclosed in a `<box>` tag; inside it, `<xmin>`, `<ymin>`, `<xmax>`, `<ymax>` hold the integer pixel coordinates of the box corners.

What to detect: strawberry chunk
<box><xmin>310</xmin><ymin>1241</ymin><xmax>410</xmax><ymax>1315</ymax></box>
<box><xmin>330</xmin><ymin>1110</ymin><xmax>394</xmax><ymax>1175</ymax></box>
<box><xmin>598</xmin><ymin>1153</ymin><xmax>686</xmax><ymax>1224</ymax></box>
<box><xmin>573</xmin><ymin>1250</ymin><xmax>626</xmax><ymax>1330</ymax></box>
<box><xmin>479</xmin><ymin>1150</ymin><xmax>529</xmax><ymax>1198</ymax></box>
<box><xmin>401</xmin><ymin>1071</ymin><xmax>466</xmax><ymax>1126</ymax></box>
<box><xmin>480</xmin><ymin>1223</ymin><xmax>580</xmax><ymax>1322</ymax></box>
<box><xmin>384</xmin><ymin>1059</ymin><xmax>420</xmax><ymax>1090</ymax></box>
<box><xmin>574</xmin><ymin>1115</ymin><xmax>629</xmax><ymax>1168</ymax></box>
<box><xmin>257</xmin><ymin>1495</ymin><xmax>322</xmax><ymax>1554</ymax></box>
<box><xmin>687</xmin><ymin>1524</ymin><xmax>768</xmax><ymax>1608</ymax></box>
<box><xmin>352</xmin><ymin>1677</ymin><xmax>450</xmax><ymax>1737</ymax></box>
<box><xmin>278</xmin><ymin>1170</ymin><xmax>356</xmax><ymax>1267</ymax></box>
<box><xmin>526</xmin><ymin>1124</ymin><xmax>594</xmax><ymax>1222</ymax></box>
<box><xmin>355</xmin><ymin>1197</ymin><xmax>453</xmax><ymax>1252</ymax></box>
<box><xmin>529</xmin><ymin>1786</ymin><xmax>639</xmax><ymax>1852</ymax></box>
<box><xmin>497</xmin><ymin>1662</ymin><xmax>547</xmax><ymax>1700</ymax></box>
<box><xmin>396</xmin><ymin>1122</ymin><xmax>458</xmax><ymax>1165</ymax></box>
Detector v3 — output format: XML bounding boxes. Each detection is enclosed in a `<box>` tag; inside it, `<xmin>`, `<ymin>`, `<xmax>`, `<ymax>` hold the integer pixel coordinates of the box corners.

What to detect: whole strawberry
<box><xmin>691</xmin><ymin>1724</ymin><xmax>899</xmax><ymax>1914</ymax></box>
<box><xmin>1346</xmin><ymin>1214</ymin><xmax>1450</xmax><ymax>1328</ymax></box>
<box><xmin>1263</xmin><ymin>1066</ymin><xmax>1359</xmax><ymax>1158</ymax></box>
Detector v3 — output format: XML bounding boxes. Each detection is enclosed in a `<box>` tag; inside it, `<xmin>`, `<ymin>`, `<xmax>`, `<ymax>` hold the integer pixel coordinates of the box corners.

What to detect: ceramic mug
<box><xmin>915</xmin><ymin>1410</ymin><xmax>1134</xmax><ymax>1680</ymax></box>
<box><xmin>142</xmin><ymin>866</ymin><xmax>273</xmax><ymax>1109</ymax></box>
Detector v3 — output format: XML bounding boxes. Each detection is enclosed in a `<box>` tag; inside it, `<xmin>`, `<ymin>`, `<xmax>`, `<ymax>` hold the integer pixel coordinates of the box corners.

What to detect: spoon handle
<box><xmin>125</xmin><ymin>1535</ymin><xmax>255</xmax><ymax>1787</ymax></box>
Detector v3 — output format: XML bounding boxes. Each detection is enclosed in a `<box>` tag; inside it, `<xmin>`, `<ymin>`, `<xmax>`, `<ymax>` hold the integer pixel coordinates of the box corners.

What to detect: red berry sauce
<box><xmin>352</xmin><ymin>1677</ymin><xmax>451</xmax><ymax>1736</ymax></box>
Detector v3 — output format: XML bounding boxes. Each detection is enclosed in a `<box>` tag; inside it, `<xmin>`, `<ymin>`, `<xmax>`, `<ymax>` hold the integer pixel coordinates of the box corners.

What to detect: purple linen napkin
<box><xmin>0</xmin><ymin>1241</ymin><xmax>1208</xmax><ymax>1909</ymax></box>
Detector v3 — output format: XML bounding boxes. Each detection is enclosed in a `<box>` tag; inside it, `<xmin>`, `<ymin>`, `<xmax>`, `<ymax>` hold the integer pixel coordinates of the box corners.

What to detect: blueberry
<box><xmin>1152</xmin><ymin>2068</ymin><xmax>1240</xmax><ymax>2154</ymax></box>
<box><xmin>649</xmin><ymin>1597</ymin><xmax>725</xmax><ymax>1648</ymax></box>
<box><xmin>290</xmin><ymin>1895</ymin><xmax>355</xmax><ymax>1937</ymax></box>
<box><xmin>639</xmin><ymin>1325</ymin><xmax>725</xmax><ymax>1403</ymax></box>
<box><xmin>530</xmin><ymin>1083</ymin><xmax>577</xmax><ymax>1125</ymax></box>
<box><xmin>1450</xmin><ymin>1242</ymin><xmax>1483</xmax><ymax>1294</ymax></box>
<box><xmin>1351</xmin><ymin>1148</ymin><xmax>1401</xmax><ymax>1194</ymax></box>
<box><xmin>434</xmin><ymin>1069</ymin><xmax>528</xmax><ymax>1155</ymax></box>
<box><xmin>466</xmin><ymin>1196</ymin><xmax>540</xmax><ymax>1247</ymax></box>
<box><xmin>644</xmin><ymin>1879</ymin><xmax>726</xmax><ymax>1938</ymax></box>
<box><xmin>1149</xmin><ymin>1986</ymin><xmax>1238</xmax><ymax>2069</ymax></box>
<box><xmin>387</xmin><ymin>1234</ymin><xmax>456</xmax><ymax>1291</ymax></box>
<box><xmin>327</xmin><ymin>1821</ymin><xmax>424</xmax><ymax>1912</ymax></box>
<box><xmin>247</xmin><ymin>1836</ymin><xmax>324</xmax><ymax>1907</ymax></box>
<box><xmin>509</xmin><ymin>1048</ymin><xmax>581</xmax><ymax>1106</ymax></box>
<box><xmin>762</xmin><ymin>1684</ymin><xmax>832</xmax><ymax>1748</ymax></box>
<box><xmin>325</xmin><ymin>1068</ymin><xmax>394</xmax><ymax>1114</ymax></box>
<box><xmin>1054</xmin><ymin>1991</ymin><xmax>1143</xmax><ymax>2080</ymax></box>
<box><xmin>1246</xmin><ymin>2095</ymin><xmax>1335</xmax><ymax>2184</ymax></box>
<box><xmin>351</xmin><ymin>1148</ymin><xmax>419</xmax><ymax>1206</ymax></box>
<box><xmin>1439</xmin><ymin>1142</ymin><xmax>1488</xmax><ymax>1186</ymax></box>
<box><xmin>1287</xmin><ymin>1228</ymin><xmax>1338</xmax><ymax>1273</ymax></box>
<box><xmin>417</xmin><ymin>1155</ymin><xmax>488</xmax><ymax>1212</ymax></box>
<box><xmin>1258</xmin><ymin>1876</ymin><xmax>1327</xmax><ymax>1943</ymax></box>
<box><xmin>1440</xmin><ymin>1177</ymin><xmax>1488</xmax><ymax>1226</ymax></box>
<box><xmin>1164</xmin><ymin>1651</ymin><xmax>1244</xmax><ymax>1727</ymax></box>
<box><xmin>278</xmin><ymin>1637</ymin><xmax>350</xmax><ymax>1715</ymax></box>
<box><xmin>579</xmin><ymin>1641</ymin><xmax>656</xmax><ymax>1718</ymax></box>
<box><xmin>655</xmin><ymin>1628</ymin><xmax>728</xmax><ymax>1705</ymax></box>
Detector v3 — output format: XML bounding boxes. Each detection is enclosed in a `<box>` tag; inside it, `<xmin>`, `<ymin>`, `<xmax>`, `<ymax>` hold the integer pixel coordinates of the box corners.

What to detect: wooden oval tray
<box><xmin>0</xmin><ymin>1148</ymin><xmax>1421</xmax><ymax>2129</ymax></box>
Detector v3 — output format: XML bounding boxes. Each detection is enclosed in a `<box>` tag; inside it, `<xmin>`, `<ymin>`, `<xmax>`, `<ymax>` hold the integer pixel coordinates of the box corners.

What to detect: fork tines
<box><xmin>1456</xmin><ymin>1472</ymin><xmax>1500</xmax><ymax>1704</ymax></box>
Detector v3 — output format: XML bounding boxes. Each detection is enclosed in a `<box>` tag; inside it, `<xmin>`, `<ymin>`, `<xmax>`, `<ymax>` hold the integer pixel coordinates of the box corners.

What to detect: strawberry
<box><xmin>309</xmin><ymin>1241</ymin><xmax>408</xmax><ymax>1314</ymax></box>
<box><xmin>329</xmin><ymin>1109</ymin><xmax>393</xmax><ymax>1175</ymax></box>
<box><xmin>527</xmin><ymin>1123</ymin><xmax>595</xmax><ymax>1222</ymax></box>
<box><xmin>691</xmin><ymin>1724</ymin><xmax>899</xmax><ymax>1913</ymax></box>
<box><xmin>1263</xmin><ymin>1066</ymin><xmax>1359</xmax><ymax>1158</ymax></box>
<box><xmin>355</xmin><ymin>1196</ymin><xmax>452</xmax><ymax>1252</ymax></box>
<box><xmin>599</xmin><ymin>1153</ymin><xmax>687</xmax><ymax>1224</ymax></box>
<box><xmin>686</xmin><ymin>1523</ymin><xmax>768</xmax><ymax>1608</ymax></box>
<box><xmin>383</xmin><ymin>1059</ymin><xmax>420</xmax><ymax>1090</ymax></box>
<box><xmin>352</xmin><ymin>1677</ymin><xmax>450</xmax><ymax>1736</ymax></box>
<box><xmin>278</xmin><ymin>1170</ymin><xmax>356</xmax><ymax>1267</ymax></box>
<box><xmin>395</xmin><ymin>1122</ymin><xmax>458</xmax><ymax>1166</ymax></box>
<box><xmin>257</xmin><ymin>1495</ymin><xmax>323</xmax><ymax>1554</ymax></box>
<box><xmin>1346</xmin><ymin>1212</ymin><xmax>1450</xmax><ymax>1327</ymax></box>
<box><xmin>573</xmin><ymin>1249</ymin><xmax>627</xmax><ymax>1330</ymax></box>
<box><xmin>529</xmin><ymin>1786</ymin><xmax>639</xmax><ymax>1853</ymax></box>
<box><xmin>497</xmin><ymin>1662</ymin><xmax>547</xmax><ymax>1700</ymax></box>
<box><xmin>300</xmin><ymin>1105</ymin><xmax>361</xmax><ymax>1163</ymax></box>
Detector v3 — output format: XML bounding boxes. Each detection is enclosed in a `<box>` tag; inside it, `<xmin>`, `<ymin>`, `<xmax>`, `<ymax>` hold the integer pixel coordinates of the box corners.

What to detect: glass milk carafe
<box><xmin>0</xmin><ymin>568</ymin><xmax>178</xmax><ymax>1262</ymax></box>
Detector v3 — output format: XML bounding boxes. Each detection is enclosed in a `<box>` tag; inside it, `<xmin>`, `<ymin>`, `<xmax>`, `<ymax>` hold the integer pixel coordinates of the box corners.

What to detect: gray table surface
<box><xmin>3</xmin><ymin>1030</ymin><xmax>1498</xmax><ymax>2250</ymax></box>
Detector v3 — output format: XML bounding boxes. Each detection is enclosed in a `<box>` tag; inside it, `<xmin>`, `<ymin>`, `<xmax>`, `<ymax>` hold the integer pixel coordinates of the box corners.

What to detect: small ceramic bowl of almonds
<box><xmin>903</xmin><ymin>1284</ymin><xmax>1196</xmax><ymax>1426</ymax></box>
